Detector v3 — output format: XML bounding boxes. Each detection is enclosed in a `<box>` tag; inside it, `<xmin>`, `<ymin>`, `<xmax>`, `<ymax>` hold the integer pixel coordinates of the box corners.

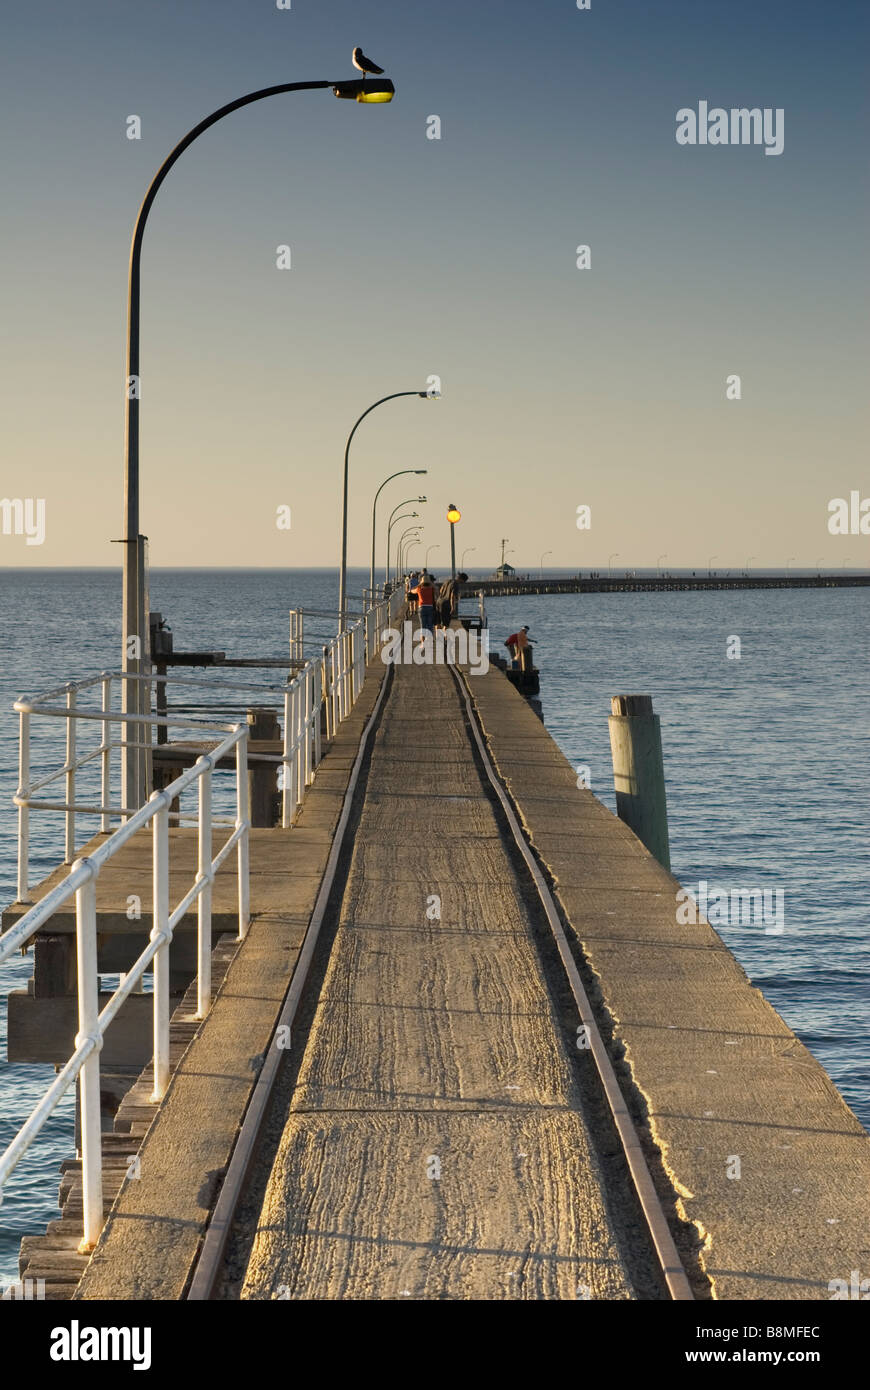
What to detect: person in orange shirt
<box><xmin>413</xmin><ymin>572</ymin><xmax>437</xmax><ymax>635</ymax></box>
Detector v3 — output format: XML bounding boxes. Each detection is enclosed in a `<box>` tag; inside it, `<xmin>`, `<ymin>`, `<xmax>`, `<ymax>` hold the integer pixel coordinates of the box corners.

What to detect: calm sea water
<box><xmin>1</xmin><ymin>569</ymin><xmax>867</xmax><ymax>1282</ymax></box>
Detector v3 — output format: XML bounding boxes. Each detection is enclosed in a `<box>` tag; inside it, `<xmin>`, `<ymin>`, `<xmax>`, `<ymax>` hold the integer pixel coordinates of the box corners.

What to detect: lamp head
<box><xmin>332</xmin><ymin>78</ymin><xmax>395</xmax><ymax>103</ymax></box>
<box><xmin>446</xmin><ymin>505</ymin><xmax>461</xmax><ymax>524</ymax></box>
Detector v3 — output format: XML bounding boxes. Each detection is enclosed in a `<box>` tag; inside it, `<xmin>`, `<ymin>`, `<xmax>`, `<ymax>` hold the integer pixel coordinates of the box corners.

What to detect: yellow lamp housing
<box><xmin>447</xmin><ymin>506</ymin><xmax>461</xmax><ymax>524</ymax></box>
<box><xmin>332</xmin><ymin>79</ymin><xmax>395</xmax><ymax>103</ymax></box>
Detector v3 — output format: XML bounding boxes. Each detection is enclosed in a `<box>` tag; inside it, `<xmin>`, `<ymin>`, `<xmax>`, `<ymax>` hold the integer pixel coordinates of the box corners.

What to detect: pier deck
<box><xmin>239</xmin><ymin>661</ymin><xmax>649</xmax><ymax>1301</ymax></box>
<box><xmin>9</xmin><ymin>650</ymin><xmax>870</xmax><ymax>1301</ymax></box>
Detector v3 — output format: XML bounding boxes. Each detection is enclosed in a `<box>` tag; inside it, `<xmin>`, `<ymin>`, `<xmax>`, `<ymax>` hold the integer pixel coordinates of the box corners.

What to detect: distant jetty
<box><xmin>466</xmin><ymin>572</ymin><xmax>870</xmax><ymax>597</ymax></box>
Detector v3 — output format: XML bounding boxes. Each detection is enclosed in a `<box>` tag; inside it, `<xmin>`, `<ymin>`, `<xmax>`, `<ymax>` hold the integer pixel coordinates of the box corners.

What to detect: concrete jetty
<box><xmin>239</xmin><ymin>663</ymin><xmax>650</xmax><ymax>1301</ymax></box>
<box><xmin>6</xmin><ymin>642</ymin><xmax>870</xmax><ymax>1301</ymax></box>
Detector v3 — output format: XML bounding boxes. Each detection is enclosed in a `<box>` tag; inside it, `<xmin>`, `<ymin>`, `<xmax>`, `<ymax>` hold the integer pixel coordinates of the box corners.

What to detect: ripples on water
<box><xmin>0</xmin><ymin>570</ymin><xmax>867</xmax><ymax>1281</ymax></box>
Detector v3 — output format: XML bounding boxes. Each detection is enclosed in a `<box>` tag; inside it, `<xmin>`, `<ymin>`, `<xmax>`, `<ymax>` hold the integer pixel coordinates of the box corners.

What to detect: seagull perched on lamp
<box><xmin>352</xmin><ymin>46</ymin><xmax>385</xmax><ymax>80</ymax></box>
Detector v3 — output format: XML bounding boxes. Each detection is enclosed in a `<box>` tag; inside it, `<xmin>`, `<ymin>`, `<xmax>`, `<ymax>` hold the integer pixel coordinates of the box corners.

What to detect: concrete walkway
<box><xmin>241</xmin><ymin>661</ymin><xmax>648</xmax><ymax>1300</ymax></box>
<box><xmin>470</xmin><ymin>665</ymin><xmax>870</xmax><ymax>1300</ymax></box>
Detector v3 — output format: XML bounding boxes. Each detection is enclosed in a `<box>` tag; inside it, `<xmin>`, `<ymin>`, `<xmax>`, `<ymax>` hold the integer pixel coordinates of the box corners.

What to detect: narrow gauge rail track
<box><xmin>186</xmin><ymin>658</ymin><xmax>695</xmax><ymax>1302</ymax></box>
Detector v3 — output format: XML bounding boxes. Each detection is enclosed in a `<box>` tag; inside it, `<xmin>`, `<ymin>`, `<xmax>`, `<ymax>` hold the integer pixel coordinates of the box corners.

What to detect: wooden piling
<box><xmin>607</xmin><ymin>694</ymin><xmax>671</xmax><ymax>870</ymax></box>
<box><xmin>247</xmin><ymin>707</ymin><xmax>280</xmax><ymax>828</ymax></box>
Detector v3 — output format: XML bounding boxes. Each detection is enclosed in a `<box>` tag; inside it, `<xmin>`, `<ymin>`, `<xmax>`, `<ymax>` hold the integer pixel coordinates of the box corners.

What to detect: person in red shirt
<box><xmin>505</xmin><ymin>625</ymin><xmax>530</xmax><ymax>668</ymax></box>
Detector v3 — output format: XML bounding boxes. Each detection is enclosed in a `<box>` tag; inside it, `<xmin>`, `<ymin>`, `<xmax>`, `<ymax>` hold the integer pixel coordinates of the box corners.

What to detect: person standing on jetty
<box><xmin>437</xmin><ymin>571</ymin><xmax>468</xmax><ymax>628</ymax></box>
<box><xmin>413</xmin><ymin>571</ymin><xmax>437</xmax><ymax>637</ymax></box>
<box><xmin>405</xmin><ymin>569</ymin><xmax>420</xmax><ymax>616</ymax></box>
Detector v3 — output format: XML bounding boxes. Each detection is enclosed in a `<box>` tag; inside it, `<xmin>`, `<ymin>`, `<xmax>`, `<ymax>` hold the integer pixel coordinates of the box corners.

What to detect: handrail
<box><xmin>12</xmin><ymin>599</ymin><xmax>402</xmax><ymax>900</ymax></box>
<box><xmin>0</xmin><ymin>722</ymin><xmax>250</xmax><ymax>1251</ymax></box>
<box><xmin>0</xmin><ymin>590</ymin><xmax>402</xmax><ymax>1256</ymax></box>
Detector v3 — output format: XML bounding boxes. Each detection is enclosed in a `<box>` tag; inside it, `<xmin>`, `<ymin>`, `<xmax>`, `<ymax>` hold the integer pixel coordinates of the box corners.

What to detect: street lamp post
<box><xmin>608</xmin><ymin>552</ymin><xmax>620</xmax><ymax>577</ymax></box>
<box><xmin>460</xmin><ymin>546</ymin><xmax>476</xmax><ymax>569</ymax></box>
<box><xmin>370</xmin><ymin>469</ymin><xmax>426</xmax><ymax>598</ymax></box>
<box><xmin>425</xmin><ymin>544</ymin><xmax>440</xmax><ymax>569</ymax></box>
<box><xmin>540</xmin><ymin>549</ymin><xmax>552</xmax><ymax>578</ymax></box>
<box><xmin>656</xmin><ymin>553</ymin><xmax>667</xmax><ymax>577</ymax></box>
<box><xmin>119</xmin><ymin>70</ymin><xmax>396</xmax><ymax>811</ymax></box>
<box><xmin>339</xmin><ymin>390</ymin><xmax>437</xmax><ymax>632</ymax></box>
<box><xmin>708</xmin><ymin>554</ymin><xmax>718</xmax><ymax>576</ymax></box>
<box><xmin>397</xmin><ymin>527</ymin><xmax>421</xmax><ymax>576</ymax></box>
<box><xmin>446</xmin><ymin>505</ymin><xmax>461</xmax><ymax>578</ymax></box>
<box><xmin>387</xmin><ymin>505</ymin><xmax>422</xmax><ymax>584</ymax></box>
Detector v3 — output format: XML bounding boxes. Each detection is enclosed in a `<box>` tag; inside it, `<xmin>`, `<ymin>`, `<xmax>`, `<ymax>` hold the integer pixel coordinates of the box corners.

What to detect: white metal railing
<box><xmin>13</xmin><ymin>595</ymin><xmax>401</xmax><ymax>902</ymax></box>
<box><xmin>0</xmin><ymin>721</ymin><xmax>250</xmax><ymax>1251</ymax></box>
<box><xmin>0</xmin><ymin>591</ymin><xmax>401</xmax><ymax>1253</ymax></box>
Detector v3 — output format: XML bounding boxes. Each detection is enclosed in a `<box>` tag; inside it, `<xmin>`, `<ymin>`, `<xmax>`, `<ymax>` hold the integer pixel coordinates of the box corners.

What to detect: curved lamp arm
<box><xmin>339</xmin><ymin>391</ymin><xmax>428</xmax><ymax>629</ymax></box>
<box><xmin>124</xmin><ymin>81</ymin><xmax>335</xmax><ymax>547</ymax></box>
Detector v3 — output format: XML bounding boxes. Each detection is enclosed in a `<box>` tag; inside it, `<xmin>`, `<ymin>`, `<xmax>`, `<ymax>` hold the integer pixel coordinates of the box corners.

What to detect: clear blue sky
<box><xmin>1</xmin><ymin>0</ymin><xmax>867</xmax><ymax>570</ymax></box>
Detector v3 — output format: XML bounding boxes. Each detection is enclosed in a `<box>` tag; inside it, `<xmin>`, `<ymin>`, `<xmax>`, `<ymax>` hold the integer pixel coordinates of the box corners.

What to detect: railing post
<box><xmin>151</xmin><ymin>795</ymin><xmax>171</xmax><ymax>1101</ymax></box>
<box><xmin>332</xmin><ymin>641</ymin><xmax>341</xmax><ymax>726</ymax></box>
<box><xmin>100</xmin><ymin>677</ymin><xmax>112</xmax><ymax>833</ymax></box>
<box><xmin>343</xmin><ymin>631</ymin><xmax>352</xmax><ymax>716</ymax></box>
<box><xmin>301</xmin><ymin>669</ymin><xmax>311</xmax><ymax>789</ymax></box>
<box><xmin>65</xmin><ymin>686</ymin><xmax>76</xmax><ymax>863</ymax></box>
<box><xmin>308</xmin><ymin>665</ymin><xmax>315</xmax><ymax>780</ymax></box>
<box><xmin>334</xmin><ymin>638</ymin><xmax>342</xmax><ymax>724</ymax></box>
<box><xmin>293</xmin><ymin>680</ymin><xmax>303</xmax><ymax>810</ymax></box>
<box><xmin>74</xmin><ymin>862</ymin><xmax>103</xmax><ymax>1252</ymax></box>
<box><xmin>282</xmin><ymin>686</ymin><xmax>292</xmax><ymax>829</ymax></box>
<box><xmin>196</xmin><ymin>759</ymin><xmax>213</xmax><ymax>1019</ymax></box>
<box><xmin>288</xmin><ymin>681</ymin><xmax>298</xmax><ymax>815</ymax></box>
<box><xmin>235</xmin><ymin>729</ymin><xmax>251</xmax><ymax>939</ymax></box>
<box><xmin>322</xmin><ymin>646</ymin><xmax>332</xmax><ymax>742</ymax></box>
<box><xmin>17</xmin><ymin>708</ymin><xmax>31</xmax><ymax>903</ymax></box>
<box><xmin>313</xmin><ymin>659</ymin><xmax>323</xmax><ymax>766</ymax></box>
<box><xmin>333</xmin><ymin>640</ymin><xmax>341</xmax><ymax>725</ymax></box>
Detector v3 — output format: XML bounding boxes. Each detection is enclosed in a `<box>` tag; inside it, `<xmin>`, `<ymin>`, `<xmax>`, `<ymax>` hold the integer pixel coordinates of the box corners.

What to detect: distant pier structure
<box><xmin>468</xmin><ymin>572</ymin><xmax>870</xmax><ymax>597</ymax></box>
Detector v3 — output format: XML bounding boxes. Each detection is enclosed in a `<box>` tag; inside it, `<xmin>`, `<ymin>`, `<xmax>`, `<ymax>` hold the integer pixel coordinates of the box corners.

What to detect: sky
<box><xmin>1</xmin><ymin>0</ymin><xmax>868</xmax><ymax>573</ymax></box>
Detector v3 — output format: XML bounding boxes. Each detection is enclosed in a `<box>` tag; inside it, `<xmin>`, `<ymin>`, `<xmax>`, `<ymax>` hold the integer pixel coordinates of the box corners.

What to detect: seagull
<box><xmin>352</xmin><ymin>46</ymin><xmax>384</xmax><ymax>80</ymax></box>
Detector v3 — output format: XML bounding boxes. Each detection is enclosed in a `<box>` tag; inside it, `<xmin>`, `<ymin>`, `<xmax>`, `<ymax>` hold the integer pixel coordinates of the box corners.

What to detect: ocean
<box><xmin>0</xmin><ymin>568</ymin><xmax>867</xmax><ymax>1284</ymax></box>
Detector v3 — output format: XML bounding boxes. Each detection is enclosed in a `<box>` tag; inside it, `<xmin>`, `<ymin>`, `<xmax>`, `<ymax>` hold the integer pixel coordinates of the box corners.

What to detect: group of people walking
<box><xmin>404</xmin><ymin>570</ymin><xmax>468</xmax><ymax>633</ymax></box>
